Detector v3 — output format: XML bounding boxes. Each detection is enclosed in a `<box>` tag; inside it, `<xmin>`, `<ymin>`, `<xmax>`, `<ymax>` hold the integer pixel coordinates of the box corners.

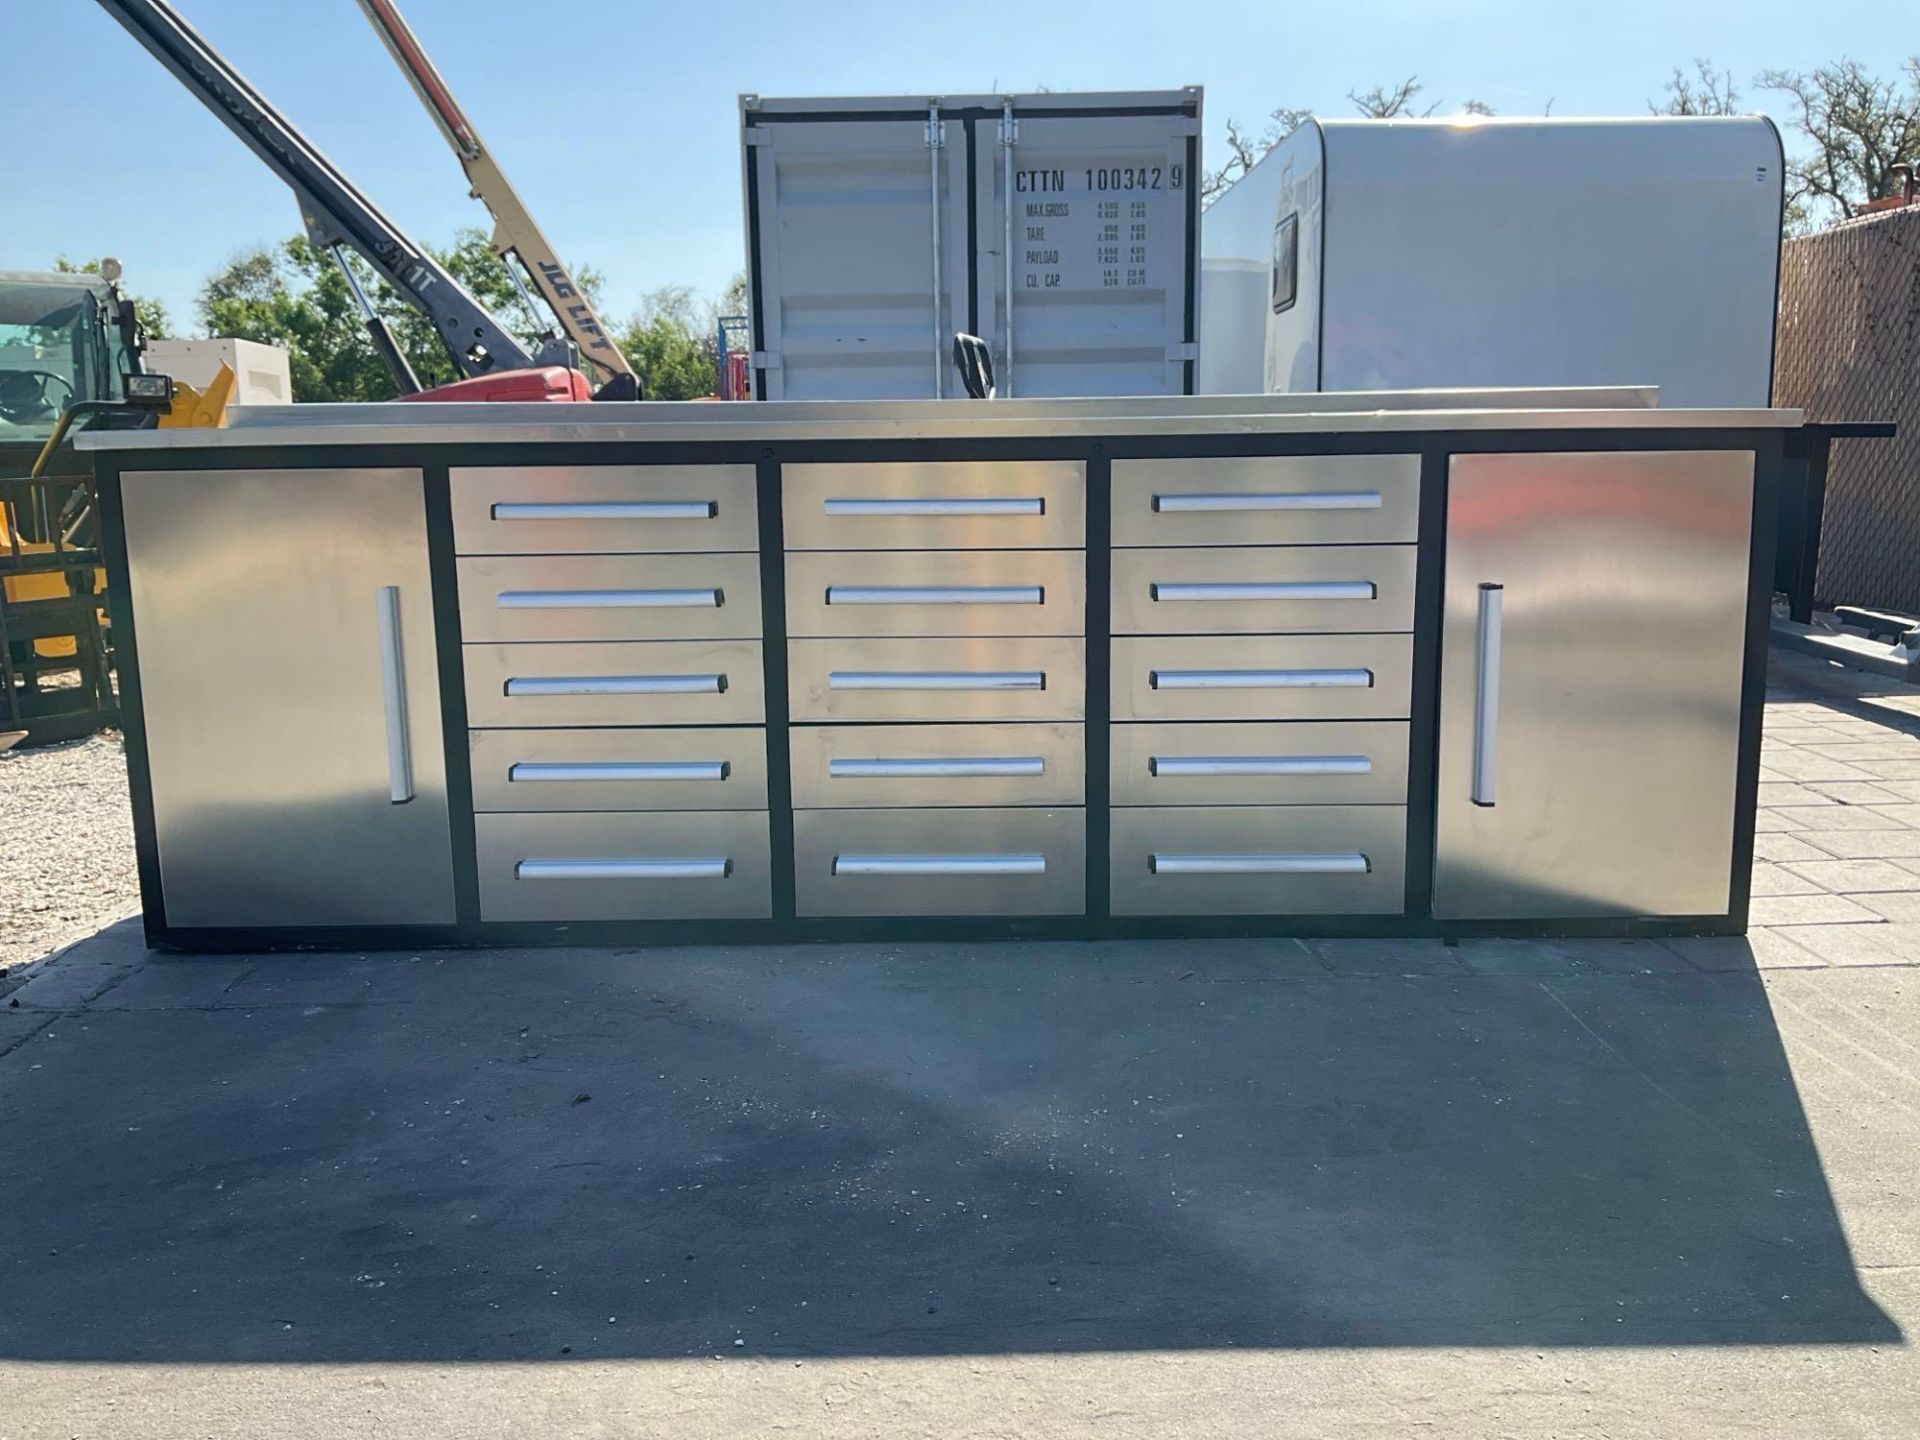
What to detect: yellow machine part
<box><xmin>5</xmin><ymin>368</ymin><xmax>233</xmax><ymax>657</ymax></box>
<box><xmin>157</xmin><ymin>362</ymin><xmax>237</xmax><ymax>429</ymax></box>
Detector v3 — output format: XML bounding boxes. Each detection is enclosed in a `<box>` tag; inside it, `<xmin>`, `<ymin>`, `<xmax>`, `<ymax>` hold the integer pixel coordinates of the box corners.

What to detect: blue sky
<box><xmin>5</xmin><ymin>0</ymin><xmax>1907</xmax><ymax>332</ymax></box>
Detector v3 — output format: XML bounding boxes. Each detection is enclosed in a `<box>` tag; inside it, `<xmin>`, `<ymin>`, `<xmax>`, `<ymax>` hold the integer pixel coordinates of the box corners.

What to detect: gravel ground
<box><xmin>0</xmin><ymin>732</ymin><xmax>137</xmax><ymax>974</ymax></box>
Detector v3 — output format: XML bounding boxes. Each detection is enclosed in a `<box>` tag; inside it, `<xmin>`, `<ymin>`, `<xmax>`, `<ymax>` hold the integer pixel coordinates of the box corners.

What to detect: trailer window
<box><xmin>1271</xmin><ymin>212</ymin><xmax>1299</xmax><ymax>314</ymax></box>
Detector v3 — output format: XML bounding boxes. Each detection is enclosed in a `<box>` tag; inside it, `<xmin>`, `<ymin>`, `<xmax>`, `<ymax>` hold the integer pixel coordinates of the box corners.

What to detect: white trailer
<box><xmin>1199</xmin><ymin>117</ymin><xmax>1784</xmax><ymax>407</ymax></box>
<box><xmin>741</xmin><ymin>89</ymin><xmax>1203</xmax><ymax>400</ymax></box>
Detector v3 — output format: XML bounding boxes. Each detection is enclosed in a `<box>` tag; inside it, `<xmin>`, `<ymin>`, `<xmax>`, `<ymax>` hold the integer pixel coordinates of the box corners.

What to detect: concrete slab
<box><xmin>3</xmin><ymin>650</ymin><xmax>1918</xmax><ymax>1436</ymax></box>
<box><xmin>1784</xmin><ymin>859</ymin><xmax>1920</xmax><ymax>894</ymax></box>
<box><xmin>1799</xmin><ymin>831</ymin><xmax>1920</xmax><ymax>860</ymax></box>
<box><xmin>1748</xmin><ymin>894</ymin><xmax>1886</xmax><ymax>926</ymax></box>
<box><xmin>1753</xmin><ymin>863</ymin><xmax>1825</xmax><ymax>896</ymax></box>
<box><xmin>1752</xmin><ymin>834</ymin><xmax>1837</xmax><ymax>864</ymax></box>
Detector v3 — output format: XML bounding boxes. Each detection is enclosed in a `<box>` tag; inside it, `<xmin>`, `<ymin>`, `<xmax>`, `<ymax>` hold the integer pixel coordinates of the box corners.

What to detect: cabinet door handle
<box><xmin>1149</xmin><ymin>581</ymin><xmax>1376</xmax><ymax>603</ymax></box>
<box><xmin>505</xmin><ymin>673</ymin><xmax>726</xmax><ymax>696</ymax></box>
<box><xmin>830</xmin><ymin>756</ymin><xmax>1045</xmax><ymax>778</ymax></box>
<box><xmin>491</xmin><ymin>500</ymin><xmax>716</xmax><ymax>520</ymax></box>
<box><xmin>829</xmin><ymin>670</ymin><xmax>1044</xmax><ymax>691</ymax></box>
<box><xmin>375</xmin><ymin>586</ymin><xmax>412</xmax><ymax>804</ymax></box>
<box><xmin>1149</xmin><ymin>754</ymin><xmax>1371</xmax><ymax>777</ymax></box>
<box><xmin>1150</xmin><ymin>853</ymin><xmax>1371</xmax><ymax>875</ymax></box>
<box><xmin>826</xmin><ymin>585</ymin><xmax>1042</xmax><ymax>606</ymax></box>
<box><xmin>832</xmin><ymin>853</ymin><xmax>1047</xmax><ymax>876</ymax></box>
<box><xmin>496</xmin><ymin>588</ymin><xmax>722</xmax><ymax>610</ymax></box>
<box><xmin>1149</xmin><ymin>668</ymin><xmax>1372</xmax><ymax>690</ymax></box>
<box><xmin>1152</xmin><ymin>490</ymin><xmax>1382</xmax><ymax>513</ymax></box>
<box><xmin>508</xmin><ymin>761</ymin><xmax>730</xmax><ymax>783</ymax></box>
<box><xmin>824</xmin><ymin>497</ymin><xmax>1043</xmax><ymax>516</ymax></box>
<box><xmin>1472</xmin><ymin>583</ymin><xmax>1503</xmax><ymax>807</ymax></box>
<box><xmin>516</xmin><ymin>857</ymin><xmax>733</xmax><ymax>880</ymax></box>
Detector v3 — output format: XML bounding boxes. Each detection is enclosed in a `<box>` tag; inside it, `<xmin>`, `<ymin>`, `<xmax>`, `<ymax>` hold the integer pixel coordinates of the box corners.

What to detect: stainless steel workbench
<box><xmin>80</xmin><ymin>390</ymin><xmax>1797</xmax><ymax>948</ymax></box>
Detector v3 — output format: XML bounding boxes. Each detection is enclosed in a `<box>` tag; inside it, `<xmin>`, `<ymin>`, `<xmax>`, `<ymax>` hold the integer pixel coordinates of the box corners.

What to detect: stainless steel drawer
<box><xmin>1111</xmin><ymin>805</ymin><xmax>1407</xmax><ymax>915</ymax></box>
<box><xmin>457</xmin><ymin>554</ymin><xmax>763</xmax><ymax>643</ymax></box>
<box><xmin>1113</xmin><ymin>634</ymin><xmax>1413</xmax><ymax>722</ymax></box>
<box><xmin>1111</xmin><ymin>546</ymin><xmax>1416</xmax><ymax>635</ymax></box>
<box><xmin>450</xmin><ymin>465</ymin><xmax>758</xmax><ymax>554</ymax></box>
<box><xmin>790</xmin><ymin>723</ymin><xmax>1084</xmax><ymax>809</ymax></box>
<box><xmin>1111</xmin><ymin>721</ymin><xmax>1409</xmax><ymax>806</ymax></box>
<box><xmin>1112</xmin><ymin>455</ymin><xmax>1420</xmax><ymax>547</ymax></box>
<box><xmin>785</xmin><ymin>550</ymin><xmax>1085</xmax><ymax>638</ymax></box>
<box><xmin>464</xmin><ymin>640</ymin><xmax>765</xmax><ymax>728</ymax></box>
<box><xmin>789</xmin><ymin>637</ymin><xmax>1085</xmax><ymax>723</ymax></box>
<box><xmin>476</xmin><ymin>811</ymin><xmax>771</xmax><ymax>920</ymax></box>
<box><xmin>794</xmin><ymin>807</ymin><xmax>1085</xmax><ymax>916</ymax></box>
<box><xmin>470</xmin><ymin>727</ymin><xmax>768</xmax><ymax>812</ymax></box>
<box><xmin>783</xmin><ymin>461</ymin><xmax>1084</xmax><ymax>550</ymax></box>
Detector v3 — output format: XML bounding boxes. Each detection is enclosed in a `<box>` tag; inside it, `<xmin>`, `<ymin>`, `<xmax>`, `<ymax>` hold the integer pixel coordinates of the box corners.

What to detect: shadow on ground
<box><xmin>0</xmin><ymin>922</ymin><xmax>1897</xmax><ymax>1360</ymax></box>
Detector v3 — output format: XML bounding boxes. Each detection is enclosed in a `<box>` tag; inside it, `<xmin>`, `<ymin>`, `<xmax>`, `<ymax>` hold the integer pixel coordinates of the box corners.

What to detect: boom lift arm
<box><xmin>356</xmin><ymin>0</ymin><xmax>641</xmax><ymax>399</ymax></box>
<box><xmin>92</xmin><ymin>0</ymin><xmax>575</xmax><ymax>392</ymax></box>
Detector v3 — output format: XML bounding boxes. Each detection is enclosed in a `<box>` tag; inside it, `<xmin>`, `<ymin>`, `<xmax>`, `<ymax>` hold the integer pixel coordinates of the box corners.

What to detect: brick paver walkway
<box><xmin>1749</xmin><ymin>647</ymin><xmax>1920</xmax><ymax>965</ymax></box>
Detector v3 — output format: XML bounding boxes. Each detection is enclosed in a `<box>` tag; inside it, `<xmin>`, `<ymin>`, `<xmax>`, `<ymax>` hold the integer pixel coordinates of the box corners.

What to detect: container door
<box><xmin>977</xmin><ymin>111</ymin><xmax>1197</xmax><ymax>396</ymax></box>
<box><xmin>748</xmin><ymin>117</ymin><xmax>969</xmax><ymax>400</ymax></box>
<box><xmin>1432</xmin><ymin>451</ymin><xmax>1754</xmax><ymax>920</ymax></box>
<box><xmin>120</xmin><ymin>468</ymin><xmax>456</xmax><ymax>928</ymax></box>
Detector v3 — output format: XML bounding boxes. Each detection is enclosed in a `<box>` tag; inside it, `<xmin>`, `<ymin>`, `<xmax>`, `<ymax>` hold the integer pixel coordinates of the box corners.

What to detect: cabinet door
<box><xmin>974</xmin><ymin>112</ymin><xmax>1196</xmax><ymax>397</ymax></box>
<box><xmin>1432</xmin><ymin>451</ymin><xmax>1754</xmax><ymax>920</ymax></box>
<box><xmin>122</xmin><ymin>468</ymin><xmax>455</xmax><ymax>927</ymax></box>
<box><xmin>749</xmin><ymin>119</ymin><xmax>969</xmax><ymax>400</ymax></box>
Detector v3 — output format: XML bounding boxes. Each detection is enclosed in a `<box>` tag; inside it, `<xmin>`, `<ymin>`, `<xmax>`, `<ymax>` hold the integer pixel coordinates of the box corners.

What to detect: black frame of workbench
<box><xmin>94</xmin><ymin>425</ymin><xmax>1788</xmax><ymax>952</ymax></box>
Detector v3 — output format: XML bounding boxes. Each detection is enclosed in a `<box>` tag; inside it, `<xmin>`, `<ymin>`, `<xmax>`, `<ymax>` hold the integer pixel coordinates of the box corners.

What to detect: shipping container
<box><xmin>740</xmin><ymin>89</ymin><xmax>1202</xmax><ymax>400</ymax></box>
<box><xmin>1198</xmin><ymin>117</ymin><xmax>1784</xmax><ymax>407</ymax></box>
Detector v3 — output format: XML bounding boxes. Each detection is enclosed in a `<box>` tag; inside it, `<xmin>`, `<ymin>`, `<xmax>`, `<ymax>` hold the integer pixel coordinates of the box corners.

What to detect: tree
<box><xmin>616</xmin><ymin>285</ymin><xmax>718</xmax><ymax>400</ymax></box>
<box><xmin>1349</xmin><ymin>76</ymin><xmax>1436</xmax><ymax>120</ymax></box>
<box><xmin>198</xmin><ymin>237</ymin><xmax>400</xmax><ymax>402</ymax></box>
<box><xmin>1652</xmin><ymin>58</ymin><xmax>1741</xmax><ymax>117</ymax></box>
<box><xmin>1202</xmin><ymin>109</ymin><xmax>1310</xmax><ymax>204</ymax></box>
<box><xmin>1759</xmin><ymin>58</ymin><xmax>1920</xmax><ymax>228</ymax></box>
<box><xmin>52</xmin><ymin>256</ymin><xmax>171</xmax><ymax>340</ymax></box>
<box><xmin>195</xmin><ymin>228</ymin><xmax>615</xmax><ymax>401</ymax></box>
<box><xmin>1202</xmin><ymin>77</ymin><xmax>1494</xmax><ymax>205</ymax></box>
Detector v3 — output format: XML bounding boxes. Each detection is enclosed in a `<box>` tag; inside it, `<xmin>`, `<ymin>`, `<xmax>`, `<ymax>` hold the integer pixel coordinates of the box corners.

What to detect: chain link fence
<box><xmin>1774</xmin><ymin>203</ymin><xmax>1920</xmax><ymax>615</ymax></box>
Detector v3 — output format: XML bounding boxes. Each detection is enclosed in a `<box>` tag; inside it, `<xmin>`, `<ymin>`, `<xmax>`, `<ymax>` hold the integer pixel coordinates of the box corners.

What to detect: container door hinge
<box><xmin>1169</xmin><ymin>342</ymin><xmax>1199</xmax><ymax>362</ymax></box>
<box><xmin>742</xmin><ymin>128</ymin><xmax>773</xmax><ymax>146</ymax></box>
<box><xmin>1173</xmin><ymin>117</ymin><xmax>1202</xmax><ymax>137</ymax></box>
<box><xmin>750</xmin><ymin>351</ymin><xmax>781</xmax><ymax>370</ymax></box>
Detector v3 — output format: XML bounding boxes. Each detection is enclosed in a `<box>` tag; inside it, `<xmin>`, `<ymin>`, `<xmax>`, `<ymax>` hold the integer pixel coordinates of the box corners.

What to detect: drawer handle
<box><xmin>516</xmin><ymin>857</ymin><xmax>733</xmax><ymax>880</ymax></box>
<box><xmin>826</xmin><ymin>585</ymin><xmax>1042</xmax><ymax>606</ymax></box>
<box><xmin>830</xmin><ymin>756</ymin><xmax>1045</xmax><ymax>778</ymax></box>
<box><xmin>1149</xmin><ymin>581</ymin><xmax>1376</xmax><ymax>603</ymax></box>
<box><xmin>1152</xmin><ymin>491</ymin><xmax>1383</xmax><ymax>513</ymax></box>
<box><xmin>1149</xmin><ymin>754</ymin><xmax>1372</xmax><ymax>777</ymax></box>
<box><xmin>496</xmin><ymin>587</ymin><xmax>722</xmax><ymax>610</ymax></box>
<box><xmin>1149</xmin><ymin>668</ymin><xmax>1372</xmax><ymax>690</ymax></box>
<box><xmin>505</xmin><ymin>673</ymin><xmax>726</xmax><ymax>696</ymax></box>
<box><xmin>508</xmin><ymin>761</ymin><xmax>731</xmax><ymax>783</ymax></box>
<box><xmin>1149</xmin><ymin>852</ymin><xmax>1371</xmax><ymax>875</ymax></box>
<box><xmin>491</xmin><ymin>500</ymin><xmax>717</xmax><ymax>521</ymax></box>
<box><xmin>832</xmin><ymin>853</ymin><xmax>1047</xmax><ymax>876</ymax></box>
<box><xmin>824</xmin><ymin>497</ymin><xmax>1044</xmax><ymax>516</ymax></box>
<box><xmin>829</xmin><ymin>670</ymin><xmax>1045</xmax><ymax>691</ymax></box>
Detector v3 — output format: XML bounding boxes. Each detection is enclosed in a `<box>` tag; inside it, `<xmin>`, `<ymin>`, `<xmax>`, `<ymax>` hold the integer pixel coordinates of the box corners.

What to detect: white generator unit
<box><xmin>1199</xmin><ymin>117</ymin><xmax>1785</xmax><ymax>407</ymax></box>
<box><xmin>145</xmin><ymin>337</ymin><xmax>292</xmax><ymax>404</ymax></box>
<box><xmin>740</xmin><ymin>89</ymin><xmax>1203</xmax><ymax>400</ymax></box>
